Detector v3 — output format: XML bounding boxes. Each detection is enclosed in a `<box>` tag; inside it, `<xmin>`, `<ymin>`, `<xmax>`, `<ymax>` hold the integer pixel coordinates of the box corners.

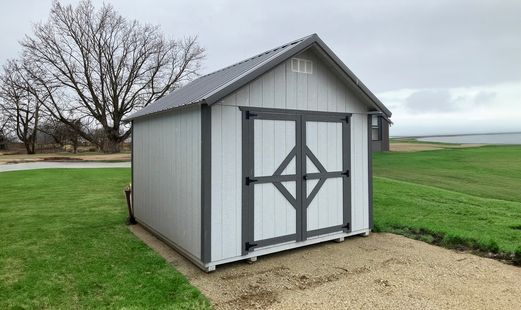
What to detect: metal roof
<box><xmin>127</xmin><ymin>34</ymin><xmax>391</xmax><ymax>120</ymax></box>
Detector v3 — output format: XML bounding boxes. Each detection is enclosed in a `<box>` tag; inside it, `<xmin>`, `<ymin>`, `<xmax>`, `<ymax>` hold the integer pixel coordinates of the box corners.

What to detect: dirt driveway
<box><xmin>130</xmin><ymin>225</ymin><xmax>521</xmax><ymax>309</ymax></box>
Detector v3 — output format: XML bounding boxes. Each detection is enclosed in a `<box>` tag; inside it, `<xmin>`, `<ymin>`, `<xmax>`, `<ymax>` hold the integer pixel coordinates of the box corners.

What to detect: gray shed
<box><xmin>127</xmin><ymin>34</ymin><xmax>392</xmax><ymax>272</ymax></box>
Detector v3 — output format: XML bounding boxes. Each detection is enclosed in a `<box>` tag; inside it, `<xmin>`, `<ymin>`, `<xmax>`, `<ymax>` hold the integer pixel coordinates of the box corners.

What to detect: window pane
<box><xmin>372</xmin><ymin>128</ymin><xmax>380</xmax><ymax>141</ymax></box>
<box><xmin>291</xmin><ymin>58</ymin><xmax>298</xmax><ymax>72</ymax></box>
<box><xmin>372</xmin><ymin>115</ymin><xmax>379</xmax><ymax>126</ymax></box>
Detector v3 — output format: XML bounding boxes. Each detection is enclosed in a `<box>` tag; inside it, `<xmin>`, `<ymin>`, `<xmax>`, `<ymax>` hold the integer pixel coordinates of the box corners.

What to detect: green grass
<box><xmin>0</xmin><ymin>169</ymin><xmax>210</xmax><ymax>309</ymax></box>
<box><xmin>373</xmin><ymin>145</ymin><xmax>521</xmax><ymax>261</ymax></box>
<box><xmin>374</xmin><ymin>145</ymin><xmax>521</xmax><ymax>203</ymax></box>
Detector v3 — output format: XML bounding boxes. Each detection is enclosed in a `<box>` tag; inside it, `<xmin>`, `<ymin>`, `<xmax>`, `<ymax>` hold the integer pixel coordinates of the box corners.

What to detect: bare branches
<box><xmin>20</xmin><ymin>0</ymin><xmax>205</xmax><ymax>152</ymax></box>
<box><xmin>0</xmin><ymin>60</ymin><xmax>42</xmax><ymax>154</ymax></box>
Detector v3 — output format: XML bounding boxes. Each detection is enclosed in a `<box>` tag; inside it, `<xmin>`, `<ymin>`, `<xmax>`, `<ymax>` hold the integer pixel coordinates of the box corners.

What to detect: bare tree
<box><xmin>0</xmin><ymin>60</ymin><xmax>42</xmax><ymax>154</ymax></box>
<box><xmin>39</xmin><ymin>118</ymin><xmax>82</xmax><ymax>153</ymax></box>
<box><xmin>0</xmin><ymin>112</ymin><xmax>12</xmax><ymax>150</ymax></box>
<box><xmin>21</xmin><ymin>0</ymin><xmax>205</xmax><ymax>153</ymax></box>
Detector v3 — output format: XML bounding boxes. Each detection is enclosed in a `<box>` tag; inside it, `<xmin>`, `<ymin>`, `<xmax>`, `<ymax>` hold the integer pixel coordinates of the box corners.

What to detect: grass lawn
<box><xmin>0</xmin><ymin>169</ymin><xmax>210</xmax><ymax>309</ymax></box>
<box><xmin>373</xmin><ymin>145</ymin><xmax>521</xmax><ymax>260</ymax></box>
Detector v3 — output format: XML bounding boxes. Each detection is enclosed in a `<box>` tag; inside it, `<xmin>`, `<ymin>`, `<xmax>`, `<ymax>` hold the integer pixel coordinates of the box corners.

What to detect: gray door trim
<box><xmin>242</xmin><ymin>110</ymin><xmax>301</xmax><ymax>254</ymax></box>
<box><xmin>302</xmin><ymin>114</ymin><xmax>351</xmax><ymax>239</ymax></box>
<box><xmin>241</xmin><ymin>107</ymin><xmax>351</xmax><ymax>254</ymax></box>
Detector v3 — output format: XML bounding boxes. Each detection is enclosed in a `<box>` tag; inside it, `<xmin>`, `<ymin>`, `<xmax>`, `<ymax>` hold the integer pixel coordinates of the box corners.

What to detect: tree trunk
<box><xmin>102</xmin><ymin>138</ymin><xmax>121</xmax><ymax>153</ymax></box>
<box><xmin>24</xmin><ymin>141</ymin><xmax>35</xmax><ymax>154</ymax></box>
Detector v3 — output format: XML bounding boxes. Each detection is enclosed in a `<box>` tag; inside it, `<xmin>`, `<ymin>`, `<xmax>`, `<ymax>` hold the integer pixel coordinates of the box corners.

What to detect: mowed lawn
<box><xmin>0</xmin><ymin>169</ymin><xmax>210</xmax><ymax>309</ymax></box>
<box><xmin>373</xmin><ymin>145</ymin><xmax>521</xmax><ymax>258</ymax></box>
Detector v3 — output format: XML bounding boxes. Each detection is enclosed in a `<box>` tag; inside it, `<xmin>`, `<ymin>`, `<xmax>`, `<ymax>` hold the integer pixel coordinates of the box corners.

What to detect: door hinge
<box><xmin>342</xmin><ymin>223</ymin><xmax>350</xmax><ymax>231</ymax></box>
<box><xmin>245</xmin><ymin>177</ymin><xmax>258</xmax><ymax>186</ymax></box>
<box><xmin>343</xmin><ymin>116</ymin><xmax>350</xmax><ymax>123</ymax></box>
<box><xmin>245</xmin><ymin>111</ymin><xmax>258</xmax><ymax>119</ymax></box>
<box><xmin>245</xmin><ymin>241</ymin><xmax>258</xmax><ymax>251</ymax></box>
<box><xmin>342</xmin><ymin>170</ymin><xmax>350</xmax><ymax>177</ymax></box>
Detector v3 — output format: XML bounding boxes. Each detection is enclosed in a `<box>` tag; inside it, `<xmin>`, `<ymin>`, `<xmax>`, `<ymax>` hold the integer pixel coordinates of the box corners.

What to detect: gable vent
<box><xmin>291</xmin><ymin>58</ymin><xmax>313</xmax><ymax>74</ymax></box>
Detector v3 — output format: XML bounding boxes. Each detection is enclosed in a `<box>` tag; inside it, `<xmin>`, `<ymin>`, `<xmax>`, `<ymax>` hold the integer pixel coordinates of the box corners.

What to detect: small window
<box><xmin>371</xmin><ymin>115</ymin><xmax>381</xmax><ymax>141</ymax></box>
<box><xmin>291</xmin><ymin>58</ymin><xmax>313</xmax><ymax>74</ymax></box>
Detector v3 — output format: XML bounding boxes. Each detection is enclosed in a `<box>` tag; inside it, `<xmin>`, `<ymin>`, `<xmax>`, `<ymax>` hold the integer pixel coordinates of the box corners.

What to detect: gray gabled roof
<box><xmin>127</xmin><ymin>34</ymin><xmax>391</xmax><ymax>120</ymax></box>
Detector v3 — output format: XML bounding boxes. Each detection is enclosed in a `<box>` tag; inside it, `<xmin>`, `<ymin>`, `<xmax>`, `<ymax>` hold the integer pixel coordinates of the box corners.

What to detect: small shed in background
<box><xmin>127</xmin><ymin>34</ymin><xmax>392</xmax><ymax>271</ymax></box>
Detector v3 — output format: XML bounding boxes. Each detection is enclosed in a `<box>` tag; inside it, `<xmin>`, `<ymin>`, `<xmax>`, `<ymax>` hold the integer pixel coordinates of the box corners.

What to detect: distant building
<box><xmin>371</xmin><ymin>115</ymin><xmax>390</xmax><ymax>152</ymax></box>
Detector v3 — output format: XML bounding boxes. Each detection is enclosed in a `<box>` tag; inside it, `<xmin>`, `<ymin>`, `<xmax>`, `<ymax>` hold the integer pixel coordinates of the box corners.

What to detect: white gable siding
<box><xmin>211</xmin><ymin>49</ymin><xmax>371</xmax><ymax>261</ymax></box>
<box><xmin>133</xmin><ymin>106</ymin><xmax>202</xmax><ymax>259</ymax></box>
<box><xmin>218</xmin><ymin>49</ymin><xmax>367</xmax><ymax>113</ymax></box>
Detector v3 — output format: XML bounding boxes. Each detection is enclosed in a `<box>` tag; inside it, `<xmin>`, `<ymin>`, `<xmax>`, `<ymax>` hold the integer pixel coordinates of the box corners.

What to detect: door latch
<box><xmin>342</xmin><ymin>170</ymin><xmax>350</xmax><ymax>177</ymax></box>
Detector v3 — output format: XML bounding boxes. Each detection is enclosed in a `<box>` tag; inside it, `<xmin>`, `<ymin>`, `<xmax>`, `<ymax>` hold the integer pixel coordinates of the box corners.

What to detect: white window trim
<box><xmin>291</xmin><ymin>58</ymin><xmax>313</xmax><ymax>74</ymax></box>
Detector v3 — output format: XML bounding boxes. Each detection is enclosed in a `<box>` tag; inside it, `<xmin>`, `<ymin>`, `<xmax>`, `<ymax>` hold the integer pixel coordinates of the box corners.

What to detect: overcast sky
<box><xmin>1</xmin><ymin>0</ymin><xmax>520</xmax><ymax>136</ymax></box>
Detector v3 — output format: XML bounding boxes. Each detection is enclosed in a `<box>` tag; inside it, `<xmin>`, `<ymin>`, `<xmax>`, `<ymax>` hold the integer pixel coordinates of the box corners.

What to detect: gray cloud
<box><xmin>405</xmin><ymin>90</ymin><xmax>460</xmax><ymax>113</ymax></box>
<box><xmin>1</xmin><ymin>0</ymin><xmax>520</xmax><ymax>93</ymax></box>
<box><xmin>1</xmin><ymin>0</ymin><xmax>520</xmax><ymax>136</ymax></box>
<box><xmin>474</xmin><ymin>91</ymin><xmax>497</xmax><ymax>106</ymax></box>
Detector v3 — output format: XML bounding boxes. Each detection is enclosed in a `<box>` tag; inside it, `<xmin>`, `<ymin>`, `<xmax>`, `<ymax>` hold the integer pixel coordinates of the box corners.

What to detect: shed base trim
<box><xmin>207</xmin><ymin>228</ymin><xmax>370</xmax><ymax>268</ymax></box>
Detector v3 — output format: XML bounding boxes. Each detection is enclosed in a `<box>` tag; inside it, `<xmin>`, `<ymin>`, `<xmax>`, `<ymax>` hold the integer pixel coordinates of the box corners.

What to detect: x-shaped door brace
<box><xmin>270</xmin><ymin>145</ymin><xmax>331</xmax><ymax>209</ymax></box>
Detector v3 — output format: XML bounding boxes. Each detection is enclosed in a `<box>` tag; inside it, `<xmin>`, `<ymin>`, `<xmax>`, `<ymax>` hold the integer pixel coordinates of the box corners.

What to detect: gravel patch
<box><xmin>130</xmin><ymin>225</ymin><xmax>521</xmax><ymax>309</ymax></box>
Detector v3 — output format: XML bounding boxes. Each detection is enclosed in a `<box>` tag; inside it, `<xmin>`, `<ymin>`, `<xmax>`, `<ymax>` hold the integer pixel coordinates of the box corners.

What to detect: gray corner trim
<box><xmin>201</xmin><ymin>104</ymin><xmax>212</xmax><ymax>263</ymax></box>
<box><xmin>131</xmin><ymin>121</ymin><xmax>134</xmax><ymax>214</ymax></box>
<box><xmin>367</xmin><ymin>115</ymin><xmax>374</xmax><ymax>230</ymax></box>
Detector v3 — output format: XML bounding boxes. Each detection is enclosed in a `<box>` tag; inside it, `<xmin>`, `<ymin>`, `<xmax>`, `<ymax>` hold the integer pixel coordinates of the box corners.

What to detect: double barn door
<box><xmin>242</xmin><ymin>108</ymin><xmax>351</xmax><ymax>254</ymax></box>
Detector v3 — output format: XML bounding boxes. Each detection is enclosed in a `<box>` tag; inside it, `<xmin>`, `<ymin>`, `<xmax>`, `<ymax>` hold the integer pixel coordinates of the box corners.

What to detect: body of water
<box><xmin>417</xmin><ymin>132</ymin><xmax>521</xmax><ymax>144</ymax></box>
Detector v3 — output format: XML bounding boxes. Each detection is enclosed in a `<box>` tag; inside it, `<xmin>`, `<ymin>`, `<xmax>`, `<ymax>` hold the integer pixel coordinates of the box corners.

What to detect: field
<box><xmin>373</xmin><ymin>145</ymin><xmax>521</xmax><ymax>261</ymax></box>
<box><xmin>0</xmin><ymin>169</ymin><xmax>209</xmax><ymax>309</ymax></box>
<box><xmin>2</xmin><ymin>145</ymin><xmax>520</xmax><ymax>308</ymax></box>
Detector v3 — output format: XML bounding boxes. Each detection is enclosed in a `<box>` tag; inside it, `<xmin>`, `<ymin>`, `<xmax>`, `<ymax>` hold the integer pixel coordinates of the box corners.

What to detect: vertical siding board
<box><xmin>211</xmin><ymin>105</ymin><xmax>223</xmax><ymax>261</ymax></box>
<box><xmin>273</xmin><ymin>64</ymin><xmax>286</xmax><ymax>109</ymax></box>
<box><xmin>211</xmin><ymin>105</ymin><xmax>243</xmax><ymax>261</ymax></box>
<box><xmin>307</xmin><ymin>53</ymin><xmax>319</xmax><ymax>111</ymax></box>
<box><xmin>286</xmin><ymin>62</ymin><xmax>297</xmax><ymax>109</ymax></box>
<box><xmin>221</xmin><ymin>104</ymin><xmax>239</xmax><ymax>256</ymax></box>
<box><xmin>262</xmin><ymin>71</ymin><xmax>275</xmax><ymax>108</ymax></box>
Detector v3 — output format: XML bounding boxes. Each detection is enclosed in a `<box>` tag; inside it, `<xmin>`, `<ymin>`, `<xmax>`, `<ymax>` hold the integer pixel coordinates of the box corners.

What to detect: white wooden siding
<box><xmin>350</xmin><ymin>114</ymin><xmax>370</xmax><ymax>231</ymax></box>
<box><xmin>305</xmin><ymin>120</ymin><xmax>344</xmax><ymax>231</ymax></box>
<box><xmin>133</xmin><ymin>106</ymin><xmax>201</xmax><ymax>259</ymax></box>
<box><xmin>218</xmin><ymin>49</ymin><xmax>367</xmax><ymax>114</ymax></box>
<box><xmin>253</xmin><ymin>118</ymin><xmax>297</xmax><ymax>241</ymax></box>
<box><xmin>210</xmin><ymin>104</ymin><xmax>242</xmax><ymax>261</ymax></box>
<box><xmin>254</xmin><ymin>183</ymin><xmax>296</xmax><ymax>240</ymax></box>
<box><xmin>307</xmin><ymin>178</ymin><xmax>344</xmax><ymax>231</ymax></box>
<box><xmin>211</xmin><ymin>48</ymin><xmax>371</xmax><ymax>261</ymax></box>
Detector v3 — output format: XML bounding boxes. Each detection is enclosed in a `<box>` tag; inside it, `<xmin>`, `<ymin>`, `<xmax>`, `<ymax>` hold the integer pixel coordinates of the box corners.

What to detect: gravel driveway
<box><xmin>130</xmin><ymin>225</ymin><xmax>521</xmax><ymax>309</ymax></box>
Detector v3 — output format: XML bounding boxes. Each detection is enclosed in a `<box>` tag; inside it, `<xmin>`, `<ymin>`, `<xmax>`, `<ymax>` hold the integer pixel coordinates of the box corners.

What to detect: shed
<box><xmin>127</xmin><ymin>34</ymin><xmax>392</xmax><ymax>272</ymax></box>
